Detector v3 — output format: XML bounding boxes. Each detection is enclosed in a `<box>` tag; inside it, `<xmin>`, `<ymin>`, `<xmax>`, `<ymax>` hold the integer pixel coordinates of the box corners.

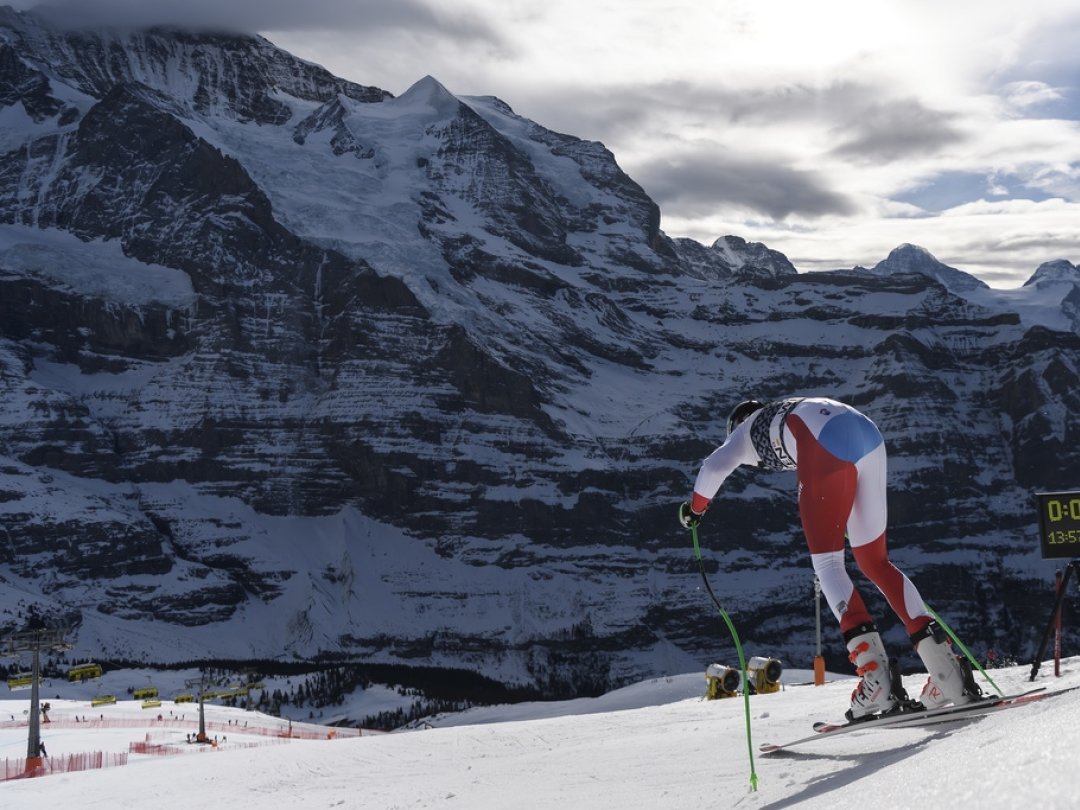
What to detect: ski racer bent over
<box><xmin>679</xmin><ymin>397</ymin><xmax>980</xmax><ymax>719</ymax></box>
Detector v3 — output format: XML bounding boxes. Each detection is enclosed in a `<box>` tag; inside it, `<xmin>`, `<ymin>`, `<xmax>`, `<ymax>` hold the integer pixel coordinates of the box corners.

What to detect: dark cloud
<box><xmin>829</xmin><ymin>98</ymin><xmax>966</xmax><ymax>162</ymax></box>
<box><xmin>947</xmin><ymin>230</ymin><xmax>1080</xmax><ymax>286</ymax></box>
<box><xmin>632</xmin><ymin>151</ymin><xmax>857</xmax><ymax>221</ymax></box>
<box><xmin>500</xmin><ymin>81</ymin><xmax>865</xmax><ymax>221</ymax></box>
<box><xmin>511</xmin><ymin>79</ymin><xmax>885</xmax><ymax>141</ymax></box>
<box><xmin>16</xmin><ymin>0</ymin><xmax>502</xmax><ymax>44</ymax></box>
<box><xmin>505</xmin><ymin>78</ymin><xmax>939</xmax><ymax>166</ymax></box>
<box><xmin>658</xmin><ymin>79</ymin><xmax>882</xmax><ymax>126</ymax></box>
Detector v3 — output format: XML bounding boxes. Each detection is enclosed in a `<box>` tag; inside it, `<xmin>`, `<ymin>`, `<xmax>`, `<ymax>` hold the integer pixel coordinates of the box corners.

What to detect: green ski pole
<box><xmin>691</xmin><ymin>521</ymin><xmax>759</xmax><ymax>792</ymax></box>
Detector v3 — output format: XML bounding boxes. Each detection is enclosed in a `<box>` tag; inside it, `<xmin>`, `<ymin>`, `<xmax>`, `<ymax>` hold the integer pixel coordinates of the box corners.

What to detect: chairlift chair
<box><xmin>133</xmin><ymin>674</ymin><xmax>159</xmax><ymax>701</ymax></box>
<box><xmin>67</xmin><ymin>661</ymin><xmax>103</xmax><ymax>682</ymax></box>
<box><xmin>90</xmin><ymin>684</ymin><xmax>117</xmax><ymax>707</ymax></box>
<box><xmin>6</xmin><ymin>672</ymin><xmax>38</xmax><ymax>691</ymax></box>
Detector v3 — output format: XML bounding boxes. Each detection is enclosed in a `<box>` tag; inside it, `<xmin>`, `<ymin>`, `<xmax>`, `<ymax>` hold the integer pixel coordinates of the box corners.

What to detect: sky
<box><xmin>11</xmin><ymin>0</ymin><xmax>1080</xmax><ymax>287</ymax></box>
<box><xmin>3</xmin><ymin>660</ymin><xmax>1080</xmax><ymax>808</ymax></box>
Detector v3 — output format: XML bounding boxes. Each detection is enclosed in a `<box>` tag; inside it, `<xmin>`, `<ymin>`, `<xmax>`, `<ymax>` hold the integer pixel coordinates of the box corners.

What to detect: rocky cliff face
<box><xmin>1</xmin><ymin>7</ymin><xmax>1078</xmax><ymax>691</ymax></box>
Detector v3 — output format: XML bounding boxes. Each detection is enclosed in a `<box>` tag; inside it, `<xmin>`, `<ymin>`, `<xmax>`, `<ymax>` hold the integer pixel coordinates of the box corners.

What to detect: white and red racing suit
<box><xmin>690</xmin><ymin>397</ymin><xmax>932</xmax><ymax>637</ymax></box>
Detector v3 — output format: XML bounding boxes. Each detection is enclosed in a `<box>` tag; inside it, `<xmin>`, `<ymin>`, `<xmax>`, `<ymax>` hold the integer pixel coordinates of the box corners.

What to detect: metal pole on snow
<box><xmin>813</xmin><ymin>576</ymin><xmax>825</xmax><ymax>686</ymax></box>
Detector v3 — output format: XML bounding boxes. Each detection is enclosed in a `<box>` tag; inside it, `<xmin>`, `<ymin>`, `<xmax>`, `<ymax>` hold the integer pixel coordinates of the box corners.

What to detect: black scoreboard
<box><xmin>1037</xmin><ymin>491</ymin><xmax>1080</xmax><ymax>559</ymax></box>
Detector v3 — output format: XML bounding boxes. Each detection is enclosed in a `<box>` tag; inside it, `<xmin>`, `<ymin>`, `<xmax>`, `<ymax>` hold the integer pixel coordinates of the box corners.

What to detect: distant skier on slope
<box><xmin>678</xmin><ymin>396</ymin><xmax>980</xmax><ymax>719</ymax></box>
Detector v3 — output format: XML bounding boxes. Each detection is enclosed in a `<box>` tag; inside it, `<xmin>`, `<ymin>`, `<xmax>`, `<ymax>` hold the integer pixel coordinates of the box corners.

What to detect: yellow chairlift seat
<box><xmin>91</xmin><ymin>694</ymin><xmax>117</xmax><ymax>707</ymax></box>
<box><xmin>173</xmin><ymin>693</ymin><xmax>194</xmax><ymax>703</ymax></box>
<box><xmin>133</xmin><ymin>686</ymin><xmax>159</xmax><ymax>700</ymax></box>
<box><xmin>67</xmin><ymin>662</ymin><xmax>103</xmax><ymax>681</ymax></box>
<box><xmin>141</xmin><ymin>699</ymin><xmax>163</xmax><ymax>709</ymax></box>
<box><xmin>6</xmin><ymin>673</ymin><xmax>39</xmax><ymax>691</ymax></box>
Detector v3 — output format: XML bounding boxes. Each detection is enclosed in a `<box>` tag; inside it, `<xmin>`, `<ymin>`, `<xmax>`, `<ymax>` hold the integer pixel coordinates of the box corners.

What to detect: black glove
<box><xmin>678</xmin><ymin>501</ymin><xmax>703</xmax><ymax>529</ymax></box>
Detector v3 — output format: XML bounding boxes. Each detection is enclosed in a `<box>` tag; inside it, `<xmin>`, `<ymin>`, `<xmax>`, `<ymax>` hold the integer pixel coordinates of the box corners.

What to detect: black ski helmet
<box><xmin>727</xmin><ymin>399</ymin><xmax>764</xmax><ymax>437</ymax></box>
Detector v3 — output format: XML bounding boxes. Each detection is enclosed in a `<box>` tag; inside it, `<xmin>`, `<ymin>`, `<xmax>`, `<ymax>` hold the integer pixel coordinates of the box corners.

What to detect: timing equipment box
<box><xmin>1036</xmin><ymin>490</ymin><xmax>1080</xmax><ymax>560</ymax></box>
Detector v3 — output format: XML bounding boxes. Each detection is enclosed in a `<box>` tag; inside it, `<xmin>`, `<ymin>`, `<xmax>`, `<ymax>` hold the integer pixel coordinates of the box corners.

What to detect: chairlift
<box><xmin>173</xmin><ymin>693</ymin><xmax>195</xmax><ymax>704</ymax></box>
<box><xmin>133</xmin><ymin>674</ymin><xmax>159</xmax><ymax>701</ymax></box>
<box><xmin>6</xmin><ymin>672</ymin><xmax>38</xmax><ymax>691</ymax></box>
<box><xmin>67</xmin><ymin>661</ymin><xmax>103</xmax><ymax>682</ymax></box>
<box><xmin>90</xmin><ymin>682</ymin><xmax>117</xmax><ymax>706</ymax></box>
<box><xmin>141</xmin><ymin>698</ymin><xmax>162</xmax><ymax>709</ymax></box>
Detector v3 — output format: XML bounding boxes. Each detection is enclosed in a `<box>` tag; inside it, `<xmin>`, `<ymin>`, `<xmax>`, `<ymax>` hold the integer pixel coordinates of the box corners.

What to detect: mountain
<box><xmin>867</xmin><ymin>243</ymin><xmax>988</xmax><ymax>293</ymax></box>
<box><xmin>672</xmin><ymin>234</ymin><xmax>797</xmax><ymax>281</ymax></box>
<box><xmin>1</xmin><ymin>7</ymin><xmax>1078</xmax><ymax>696</ymax></box>
<box><xmin>1026</xmin><ymin>258</ymin><xmax>1080</xmax><ymax>286</ymax></box>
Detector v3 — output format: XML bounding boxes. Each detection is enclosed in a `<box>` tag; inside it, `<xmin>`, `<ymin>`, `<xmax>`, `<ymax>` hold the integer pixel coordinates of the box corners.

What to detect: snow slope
<box><xmin>2</xmin><ymin>657</ymin><xmax>1079</xmax><ymax>809</ymax></box>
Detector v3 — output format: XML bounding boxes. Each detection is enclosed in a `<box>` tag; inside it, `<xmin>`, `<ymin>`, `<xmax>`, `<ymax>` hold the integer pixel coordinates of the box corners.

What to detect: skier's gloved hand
<box><xmin>678</xmin><ymin>501</ymin><xmax>703</xmax><ymax>529</ymax></box>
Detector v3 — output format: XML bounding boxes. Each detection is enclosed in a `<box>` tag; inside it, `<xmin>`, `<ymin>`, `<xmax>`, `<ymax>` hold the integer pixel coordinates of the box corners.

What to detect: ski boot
<box><xmin>912</xmin><ymin>620</ymin><xmax>983</xmax><ymax>709</ymax></box>
<box><xmin>886</xmin><ymin>655</ymin><xmax>921</xmax><ymax>714</ymax></box>
<box><xmin>845</xmin><ymin>623</ymin><xmax>897</xmax><ymax>721</ymax></box>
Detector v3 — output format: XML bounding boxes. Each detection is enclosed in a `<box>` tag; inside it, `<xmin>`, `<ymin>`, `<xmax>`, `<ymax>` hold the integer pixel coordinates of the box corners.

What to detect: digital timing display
<box><xmin>1037</xmin><ymin>491</ymin><xmax>1080</xmax><ymax>559</ymax></box>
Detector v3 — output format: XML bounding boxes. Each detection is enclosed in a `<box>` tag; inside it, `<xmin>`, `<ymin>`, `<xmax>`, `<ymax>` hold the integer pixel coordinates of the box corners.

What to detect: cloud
<box><xmin>507</xmin><ymin>79</ymin><xmax>890</xmax><ymax>143</ymax></box>
<box><xmin>632</xmin><ymin>150</ymin><xmax>857</xmax><ymax>221</ymax></box>
<box><xmin>829</xmin><ymin>98</ymin><xmax>967</xmax><ymax>163</ymax></box>
<box><xmin>1001</xmin><ymin>80</ymin><xmax>1066</xmax><ymax>111</ymax></box>
<box><xmin>18</xmin><ymin>0</ymin><xmax>502</xmax><ymax>44</ymax></box>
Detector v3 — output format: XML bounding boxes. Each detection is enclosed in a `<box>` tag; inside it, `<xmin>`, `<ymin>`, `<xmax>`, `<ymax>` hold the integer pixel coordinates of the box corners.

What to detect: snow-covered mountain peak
<box><xmin>1024</xmin><ymin>258</ymin><xmax>1080</xmax><ymax>287</ymax></box>
<box><xmin>0</xmin><ymin>6</ymin><xmax>389</xmax><ymax>125</ymax></box>
<box><xmin>711</xmin><ymin>235</ymin><xmax>797</xmax><ymax>276</ymax></box>
<box><xmin>893</xmin><ymin>242</ymin><xmax>932</xmax><ymax>260</ymax></box>
<box><xmin>870</xmin><ymin>242</ymin><xmax>988</xmax><ymax>293</ymax></box>
<box><xmin>395</xmin><ymin>74</ymin><xmax>462</xmax><ymax>118</ymax></box>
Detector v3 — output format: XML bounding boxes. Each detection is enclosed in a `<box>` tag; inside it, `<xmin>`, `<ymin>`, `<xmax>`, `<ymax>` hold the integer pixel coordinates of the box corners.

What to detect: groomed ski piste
<box><xmin>2</xmin><ymin>658</ymin><xmax>1078</xmax><ymax>808</ymax></box>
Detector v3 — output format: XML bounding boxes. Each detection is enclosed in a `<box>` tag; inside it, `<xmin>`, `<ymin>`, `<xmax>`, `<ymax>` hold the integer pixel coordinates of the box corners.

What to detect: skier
<box><xmin>678</xmin><ymin>397</ymin><xmax>979</xmax><ymax>719</ymax></box>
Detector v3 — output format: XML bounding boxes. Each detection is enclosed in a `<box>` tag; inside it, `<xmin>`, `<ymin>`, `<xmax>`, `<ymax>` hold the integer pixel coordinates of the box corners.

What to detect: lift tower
<box><xmin>1</xmin><ymin>626</ymin><xmax>71</xmax><ymax>770</ymax></box>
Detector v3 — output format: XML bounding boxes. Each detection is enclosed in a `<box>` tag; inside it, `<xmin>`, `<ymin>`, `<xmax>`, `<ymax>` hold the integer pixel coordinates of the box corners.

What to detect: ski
<box><xmin>759</xmin><ymin>686</ymin><xmax>1071</xmax><ymax>754</ymax></box>
<box><xmin>809</xmin><ymin>687</ymin><xmax>1043</xmax><ymax>735</ymax></box>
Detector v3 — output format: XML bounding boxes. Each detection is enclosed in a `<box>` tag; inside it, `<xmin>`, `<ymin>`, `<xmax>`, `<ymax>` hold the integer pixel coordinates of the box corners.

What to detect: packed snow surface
<box><xmin>2</xmin><ymin>657</ymin><xmax>1078</xmax><ymax>808</ymax></box>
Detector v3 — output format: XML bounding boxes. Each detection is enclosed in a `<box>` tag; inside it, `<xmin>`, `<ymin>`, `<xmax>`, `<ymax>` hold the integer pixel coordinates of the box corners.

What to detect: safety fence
<box><xmin>0</xmin><ymin>715</ymin><xmax>364</xmax><ymax>740</ymax></box>
<box><xmin>129</xmin><ymin>735</ymin><xmax>289</xmax><ymax>756</ymax></box>
<box><xmin>0</xmin><ymin>715</ymin><xmax>370</xmax><ymax>781</ymax></box>
<box><xmin>2</xmin><ymin>752</ymin><xmax>129</xmax><ymax>781</ymax></box>
<box><xmin>3</xmin><ymin>733</ymin><xmax>295</xmax><ymax>780</ymax></box>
